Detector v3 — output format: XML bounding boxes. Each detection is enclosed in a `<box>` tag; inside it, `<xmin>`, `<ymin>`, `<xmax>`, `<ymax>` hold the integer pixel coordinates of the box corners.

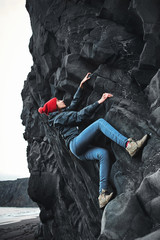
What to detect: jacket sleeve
<box><xmin>67</xmin><ymin>87</ymin><xmax>84</xmax><ymax>111</ymax></box>
<box><xmin>54</xmin><ymin>101</ymin><xmax>100</xmax><ymax>126</ymax></box>
<box><xmin>76</xmin><ymin>101</ymin><xmax>100</xmax><ymax>123</ymax></box>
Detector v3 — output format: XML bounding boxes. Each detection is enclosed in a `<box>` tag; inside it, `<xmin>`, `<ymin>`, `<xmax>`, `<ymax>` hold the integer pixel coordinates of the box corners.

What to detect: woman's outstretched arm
<box><xmin>54</xmin><ymin>92</ymin><xmax>113</xmax><ymax>126</ymax></box>
<box><xmin>76</xmin><ymin>92</ymin><xmax>113</xmax><ymax>122</ymax></box>
<box><xmin>68</xmin><ymin>73</ymin><xmax>91</xmax><ymax>110</ymax></box>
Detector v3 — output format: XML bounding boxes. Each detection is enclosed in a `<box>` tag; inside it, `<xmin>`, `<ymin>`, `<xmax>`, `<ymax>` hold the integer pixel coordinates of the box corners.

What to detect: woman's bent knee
<box><xmin>97</xmin><ymin>148</ymin><xmax>109</xmax><ymax>161</ymax></box>
<box><xmin>97</xmin><ymin>118</ymin><xmax>105</xmax><ymax>125</ymax></box>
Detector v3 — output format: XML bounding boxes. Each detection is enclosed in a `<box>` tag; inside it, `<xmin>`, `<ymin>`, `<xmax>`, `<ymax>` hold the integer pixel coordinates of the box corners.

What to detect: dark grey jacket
<box><xmin>48</xmin><ymin>87</ymin><xmax>100</xmax><ymax>148</ymax></box>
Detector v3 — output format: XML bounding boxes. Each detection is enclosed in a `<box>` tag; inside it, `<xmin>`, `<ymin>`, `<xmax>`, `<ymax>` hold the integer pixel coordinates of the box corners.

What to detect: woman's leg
<box><xmin>70</xmin><ymin>118</ymin><xmax>128</xmax><ymax>155</ymax></box>
<box><xmin>70</xmin><ymin>143</ymin><xmax>110</xmax><ymax>194</ymax></box>
<box><xmin>82</xmin><ymin>147</ymin><xmax>110</xmax><ymax>194</ymax></box>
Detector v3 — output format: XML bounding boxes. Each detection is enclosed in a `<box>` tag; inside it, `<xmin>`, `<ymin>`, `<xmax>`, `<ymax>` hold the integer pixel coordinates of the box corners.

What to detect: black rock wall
<box><xmin>21</xmin><ymin>0</ymin><xmax>160</xmax><ymax>239</ymax></box>
<box><xmin>0</xmin><ymin>178</ymin><xmax>36</xmax><ymax>207</ymax></box>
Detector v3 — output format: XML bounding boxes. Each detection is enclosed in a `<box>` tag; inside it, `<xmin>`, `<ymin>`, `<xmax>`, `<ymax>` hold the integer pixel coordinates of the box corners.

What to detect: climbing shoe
<box><xmin>126</xmin><ymin>134</ymin><xmax>148</xmax><ymax>157</ymax></box>
<box><xmin>98</xmin><ymin>189</ymin><xmax>113</xmax><ymax>208</ymax></box>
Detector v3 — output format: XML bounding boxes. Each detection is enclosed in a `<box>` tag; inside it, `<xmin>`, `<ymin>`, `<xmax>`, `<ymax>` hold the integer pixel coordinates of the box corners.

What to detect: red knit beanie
<box><xmin>38</xmin><ymin>97</ymin><xmax>57</xmax><ymax>115</ymax></box>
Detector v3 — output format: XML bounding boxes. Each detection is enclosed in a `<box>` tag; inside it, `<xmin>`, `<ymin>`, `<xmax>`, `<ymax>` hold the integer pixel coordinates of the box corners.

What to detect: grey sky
<box><xmin>0</xmin><ymin>0</ymin><xmax>33</xmax><ymax>180</ymax></box>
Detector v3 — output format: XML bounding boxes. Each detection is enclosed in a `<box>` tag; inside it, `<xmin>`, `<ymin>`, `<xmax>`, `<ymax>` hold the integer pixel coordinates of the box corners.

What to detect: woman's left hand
<box><xmin>80</xmin><ymin>72</ymin><xmax>91</xmax><ymax>88</ymax></box>
<box><xmin>98</xmin><ymin>93</ymin><xmax>113</xmax><ymax>104</ymax></box>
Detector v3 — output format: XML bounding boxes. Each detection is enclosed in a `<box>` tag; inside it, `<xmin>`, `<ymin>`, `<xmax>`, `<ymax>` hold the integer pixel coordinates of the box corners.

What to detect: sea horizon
<box><xmin>0</xmin><ymin>207</ymin><xmax>40</xmax><ymax>225</ymax></box>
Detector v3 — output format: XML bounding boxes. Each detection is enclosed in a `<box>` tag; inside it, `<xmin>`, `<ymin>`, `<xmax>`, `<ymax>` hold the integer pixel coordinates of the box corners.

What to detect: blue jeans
<box><xmin>69</xmin><ymin>118</ymin><xmax>128</xmax><ymax>194</ymax></box>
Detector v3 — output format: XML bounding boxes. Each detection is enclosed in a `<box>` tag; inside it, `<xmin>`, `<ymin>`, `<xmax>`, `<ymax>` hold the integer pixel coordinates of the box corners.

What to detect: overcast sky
<box><xmin>0</xmin><ymin>0</ymin><xmax>33</xmax><ymax>180</ymax></box>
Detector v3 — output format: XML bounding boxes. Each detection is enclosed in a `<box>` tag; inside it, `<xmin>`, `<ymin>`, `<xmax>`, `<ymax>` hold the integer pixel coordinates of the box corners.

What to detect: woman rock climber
<box><xmin>38</xmin><ymin>73</ymin><xmax>147</xmax><ymax>208</ymax></box>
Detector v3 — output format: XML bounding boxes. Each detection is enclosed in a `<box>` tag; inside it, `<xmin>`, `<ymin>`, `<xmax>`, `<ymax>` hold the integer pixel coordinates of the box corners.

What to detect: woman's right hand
<box><xmin>98</xmin><ymin>93</ymin><xmax>113</xmax><ymax>104</ymax></box>
<box><xmin>80</xmin><ymin>72</ymin><xmax>91</xmax><ymax>88</ymax></box>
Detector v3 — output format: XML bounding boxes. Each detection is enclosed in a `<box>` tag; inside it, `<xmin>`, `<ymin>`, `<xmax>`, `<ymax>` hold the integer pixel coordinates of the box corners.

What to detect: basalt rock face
<box><xmin>21</xmin><ymin>0</ymin><xmax>160</xmax><ymax>239</ymax></box>
<box><xmin>0</xmin><ymin>178</ymin><xmax>36</xmax><ymax>207</ymax></box>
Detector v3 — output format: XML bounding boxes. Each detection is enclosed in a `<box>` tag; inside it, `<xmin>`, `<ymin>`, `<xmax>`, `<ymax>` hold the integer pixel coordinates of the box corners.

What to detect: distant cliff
<box><xmin>21</xmin><ymin>0</ymin><xmax>160</xmax><ymax>239</ymax></box>
<box><xmin>0</xmin><ymin>178</ymin><xmax>36</xmax><ymax>207</ymax></box>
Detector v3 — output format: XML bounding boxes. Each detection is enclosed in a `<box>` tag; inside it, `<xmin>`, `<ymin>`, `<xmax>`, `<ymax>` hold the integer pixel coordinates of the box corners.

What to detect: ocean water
<box><xmin>0</xmin><ymin>207</ymin><xmax>40</xmax><ymax>225</ymax></box>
